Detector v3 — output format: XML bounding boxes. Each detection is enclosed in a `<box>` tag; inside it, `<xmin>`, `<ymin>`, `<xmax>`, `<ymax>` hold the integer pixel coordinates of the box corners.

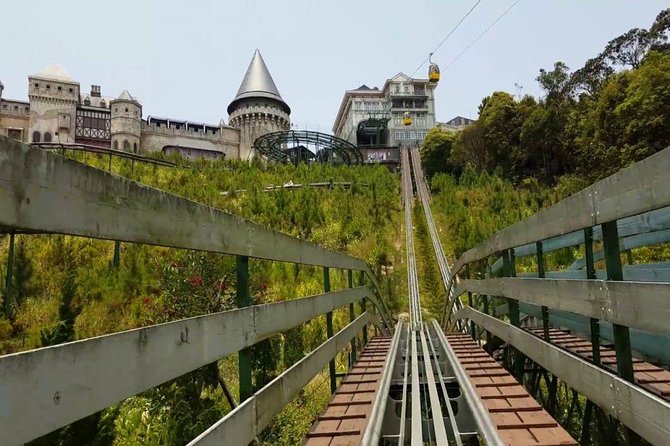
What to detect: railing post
<box><xmin>236</xmin><ymin>255</ymin><xmax>253</xmax><ymax>402</ymax></box>
<box><xmin>359</xmin><ymin>270</ymin><xmax>368</xmax><ymax>347</ymax></box>
<box><xmin>348</xmin><ymin>269</ymin><xmax>357</xmax><ymax>366</ymax></box>
<box><xmin>112</xmin><ymin>241</ymin><xmax>121</xmax><ymax>269</ymax></box>
<box><xmin>324</xmin><ymin>267</ymin><xmax>336</xmax><ymax>394</ymax></box>
<box><xmin>584</xmin><ymin>227</ymin><xmax>600</xmax><ymax>366</ymax></box>
<box><xmin>482</xmin><ymin>264</ymin><xmax>492</xmax><ymax>351</ymax></box>
<box><xmin>465</xmin><ymin>265</ymin><xmax>475</xmax><ymax>340</ymax></box>
<box><xmin>4</xmin><ymin>232</ymin><xmax>15</xmax><ymax>316</ymax></box>
<box><xmin>601</xmin><ymin>221</ymin><xmax>634</xmax><ymax>380</ymax></box>
<box><xmin>503</xmin><ymin>249</ymin><xmax>524</xmax><ymax>381</ymax></box>
<box><xmin>601</xmin><ymin>220</ymin><xmax>641</xmax><ymax>446</ymax></box>
<box><xmin>536</xmin><ymin>241</ymin><xmax>549</xmax><ymax>341</ymax></box>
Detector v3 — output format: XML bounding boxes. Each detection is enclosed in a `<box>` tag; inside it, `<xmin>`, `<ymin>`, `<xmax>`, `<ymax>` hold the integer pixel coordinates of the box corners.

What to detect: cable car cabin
<box><xmin>403</xmin><ymin>112</ymin><xmax>412</xmax><ymax>126</ymax></box>
<box><xmin>429</xmin><ymin>63</ymin><xmax>440</xmax><ymax>83</ymax></box>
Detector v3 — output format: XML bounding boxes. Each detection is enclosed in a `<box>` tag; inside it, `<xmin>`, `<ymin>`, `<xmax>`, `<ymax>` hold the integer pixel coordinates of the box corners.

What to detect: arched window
<box><xmin>32</xmin><ymin>131</ymin><xmax>41</xmax><ymax>143</ymax></box>
<box><xmin>133</xmin><ymin>142</ymin><xmax>138</xmax><ymax>153</ymax></box>
<box><xmin>113</xmin><ymin>140</ymin><xmax>118</xmax><ymax>150</ymax></box>
<box><xmin>43</xmin><ymin>132</ymin><xmax>52</xmax><ymax>142</ymax></box>
<box><xmin>123</xmin><ymin>140</ymin><xmax>130</xmax><ymax>151</ymax></box>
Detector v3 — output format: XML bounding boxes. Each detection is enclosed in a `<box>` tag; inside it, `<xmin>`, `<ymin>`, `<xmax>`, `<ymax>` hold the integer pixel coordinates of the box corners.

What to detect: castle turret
<box><xmin>28</xmin><ymin>64</ymin><xmax>80</xmax><ymax>143</ymax></box>
<box><xmin>110</xmin><ymin>90</ymin><xmax>142</xmax><ymax>152</ymax></box>
<box><xmin>227</xmin><ymin>50</ymin><xmax>290</xmax><ymax>160</ymax></box>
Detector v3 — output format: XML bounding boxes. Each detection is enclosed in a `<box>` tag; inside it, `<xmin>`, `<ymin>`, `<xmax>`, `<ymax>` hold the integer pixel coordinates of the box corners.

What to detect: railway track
<box><xmin>309</xmin><ymin>146</ymin><xmax>578</xmax><ymax>445</ymax></box>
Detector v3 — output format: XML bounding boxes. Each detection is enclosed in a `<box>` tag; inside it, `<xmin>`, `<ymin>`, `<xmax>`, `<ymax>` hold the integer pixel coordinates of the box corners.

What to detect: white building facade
<box><xmin>333</xmin><ymin>73</ymin><xmax>437</xmax><ymax>148</ymax></box>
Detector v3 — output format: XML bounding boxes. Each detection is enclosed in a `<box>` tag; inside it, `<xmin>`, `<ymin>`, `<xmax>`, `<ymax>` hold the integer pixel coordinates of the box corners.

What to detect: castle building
<box><xmin>332</xmin><ymin>73</ymin><xmax>437</xmax><ymax>150</ymax></box>
<box><xmin>0</xmin><ymin>50</ymin><xmax>289</xmax><ymax>160</ymax></box>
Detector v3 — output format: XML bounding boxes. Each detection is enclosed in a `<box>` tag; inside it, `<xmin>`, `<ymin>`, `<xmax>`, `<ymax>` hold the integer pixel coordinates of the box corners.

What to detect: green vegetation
<box><xmin>0</xmin><ymin>154</ymin><xmax>403</xmax><ymax>445</ymax></box>
<box><xmin>423</xmin><ymin>9</ymin><xmax>670</xmax><ymax>185</ymax></box>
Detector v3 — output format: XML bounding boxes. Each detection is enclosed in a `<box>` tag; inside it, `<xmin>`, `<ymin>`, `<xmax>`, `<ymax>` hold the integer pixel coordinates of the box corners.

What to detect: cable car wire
<box><xmin>409</xmin><ymin>0</ymin><xmax>484</xmax><ymax>78</ymax></box>
<box><xmin>445</xmin><ymin>0</ymin><xmax>522</xmax><ymax>70</ymax></box>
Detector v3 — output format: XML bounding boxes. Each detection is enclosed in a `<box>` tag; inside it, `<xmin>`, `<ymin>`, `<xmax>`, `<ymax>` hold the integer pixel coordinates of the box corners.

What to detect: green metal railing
<box><xmin>444</xmin><ymin>146</ymin><xmax>670</xmax><ymax>445</ymax></box>
<box><xmin>0</xmin><ymin>136</ymin><xmax>394</xmax><ymax>444</ymax></box>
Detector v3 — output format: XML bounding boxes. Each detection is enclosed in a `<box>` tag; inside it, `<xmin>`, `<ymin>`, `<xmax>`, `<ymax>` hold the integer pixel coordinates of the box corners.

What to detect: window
<box><xmin>417</xmin><ymin>131</ymin><xmax>426</xmax><ymax>140</ymax></box>
<box><xmin>2</xmin><ymin>104</ymin><xmax>6</xmax><ymax>110</ymax></box>
<box><xmin>13</xmin><ymin>106</ymin><xmax>18</xmax><ymax>112</ymax></box>
<box><xmin>133</xmin><ymin>142</ymin><xmax>138</xmax><ymax>153</ymax></box>
<box><xmin>416</xmin><ymin>114</ymin><xmax>427</xmax><ymax>127</ymax></box>
<box><xmin>113</xmin><ymin>140</ymin><xmax>118</xmax><ymax>150</ymax></box>
<box><xmin>125</xmin><ymin>107</ymin><xmax>129</xmax><ymax>113</ymax></box>
<box><xmin>32</xmin><ymin>131</ymin><xmax>41</xmax><ymax>142</ymax></box>
<box><xmin>43</xmin><ymin>132</ymin><xmax>52</xmax><ymax>142</ymax></box>
<box><xmin>394</xmin><ymin>131</ymin><xmax>401</xmax><ymax>140</ymax></box>
<box><xmin>123</xmin><ymin>140</ymin><xmax>130</xmax><ymax>151</ymax></box>
<box><xmin>8</xmin><ymin>129</ymin><xmax>22</xmax><ymax>140</ymax></box>
<box><xmin>25</xmin><ymin>107</ymin><xmax>29</xmax><ymax>113</ymax></box>
<box><xmin>57</xmin><ymin>86</ymin><xmax>62</xmax><ymax>91</ymax></box>
<box><xmin>69</xmin><ymin>88</ymin><xmax>73</xmax><ymax>94</ymax></box>
<box><xmin>409</xmin><ymin>132</ymin><xmax>416</xmax><ymax>139</ymax></box>
<box><xmin>34</xmin><ymin>83</ymin><xmax>39</xmax><ymax>88</ymax></box>
<box><xmin>46</xmin><ymin>84</ymin><xmax>50</xmax><ymax>90</ymax></box>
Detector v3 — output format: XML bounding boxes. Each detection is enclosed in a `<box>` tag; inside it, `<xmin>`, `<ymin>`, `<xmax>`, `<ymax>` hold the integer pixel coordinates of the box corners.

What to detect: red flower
<box><xmin>189</xmin><ymin>275</ymin><xmax>203</xmax><ymax>286</ymax></box>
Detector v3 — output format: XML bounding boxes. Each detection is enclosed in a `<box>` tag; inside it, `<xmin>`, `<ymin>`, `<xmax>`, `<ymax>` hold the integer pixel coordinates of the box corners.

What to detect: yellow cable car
<box><xmin>403</xmin><ymin>112</ymin><xmax>412</xmax><ymax>126</ymax></box>
<box><xmin>428</xmin><ymin>53</ymin><xmax>440</xmax><ymax>83</ymax></box>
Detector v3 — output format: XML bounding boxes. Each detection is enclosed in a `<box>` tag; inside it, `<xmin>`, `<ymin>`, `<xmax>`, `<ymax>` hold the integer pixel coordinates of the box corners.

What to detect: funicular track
<box><xmin>350</xmin><ymin>147</ymin><xmax>578</xmax><ymax>445</ymax></box>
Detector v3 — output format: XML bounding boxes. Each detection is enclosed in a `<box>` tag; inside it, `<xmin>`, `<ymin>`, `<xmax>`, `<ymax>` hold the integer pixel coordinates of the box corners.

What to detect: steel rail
<box><xmin>425</xmin><ymin>325</ymin><xmax>463</xmax><ymax>446</ymax></box>
<box><xmin>361</xmin><ymin>321</ymin><xmax>403</xmax><ymax>444</ymax></box>
<box><xmin>398</xmin><ymin>325</ymin><xmax>411</xmax><ymax>445</ymax></box>
<box><xmin>409</xmin><ymin>147</ymin><xmax>464</xmax><ymax>329</ymax></box>
<box><xmin>419</xmin><ymin>329</ymin><xmax>449</xmax><ymax>445</ymax></box>
<box><xmin>432</xmin><ymin>320</ymin><xmax>506</xmax><ymax>446</ymax></box>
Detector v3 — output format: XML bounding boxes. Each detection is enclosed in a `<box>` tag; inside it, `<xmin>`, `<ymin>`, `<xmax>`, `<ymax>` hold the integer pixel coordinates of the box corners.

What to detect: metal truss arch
<box><xmin>253</xmin><ymin>130</ymin><xmax>363</xmax><ymax>165</ymax></box>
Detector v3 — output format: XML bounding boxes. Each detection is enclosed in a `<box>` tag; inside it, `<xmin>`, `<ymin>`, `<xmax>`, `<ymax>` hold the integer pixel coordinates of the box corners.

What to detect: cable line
<box><xmin>445</xmin><ymin>0</ymin><xmax>522</xmax><ymax>70</ymax></box>
<box><xmin>409</xmin><ymin>0</ymin><xmax>484</xmax><ymax>77</ymax></box>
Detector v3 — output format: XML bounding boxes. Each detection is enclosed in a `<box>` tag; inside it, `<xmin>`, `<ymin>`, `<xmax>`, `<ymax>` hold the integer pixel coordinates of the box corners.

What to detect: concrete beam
<box><xmin>0</xmin><ymin>136</ymin><xmax>365</xmax><ymax>270</ymax></box>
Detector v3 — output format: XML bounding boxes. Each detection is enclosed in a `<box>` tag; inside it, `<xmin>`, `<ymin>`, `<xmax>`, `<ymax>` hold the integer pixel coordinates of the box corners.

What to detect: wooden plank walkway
<box><xmin>447</xmin><ymin>333</ymin><xmax>578</xmax><ymax>446</ymax></box>
<box><xmin>527</xmin><ymin>327</ymin><xmax>670</xmax><ymax>400</ymax></box>
<box><xmin>303</xmin><ymin>336</ymin><xmax>392</xmax><ymax>446</ymax></box>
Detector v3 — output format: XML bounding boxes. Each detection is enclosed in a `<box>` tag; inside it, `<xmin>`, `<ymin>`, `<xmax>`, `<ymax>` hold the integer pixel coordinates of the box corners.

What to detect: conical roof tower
<box><xmin>227</xmin><ymin>49</ymin><xmax>290</xmax><ymax>114</ymax></box>
<box><xmin>228</xmin><ymin>50</ymin><xmax>291</xmax><ymax>160</ymax></box>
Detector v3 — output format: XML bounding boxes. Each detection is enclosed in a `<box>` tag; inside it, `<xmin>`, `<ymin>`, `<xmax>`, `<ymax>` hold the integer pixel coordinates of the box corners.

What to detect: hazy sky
<box><xmin>2</xmin><ymin>1</ymin><xmax>667</xmax><ymax>132</ymax></box>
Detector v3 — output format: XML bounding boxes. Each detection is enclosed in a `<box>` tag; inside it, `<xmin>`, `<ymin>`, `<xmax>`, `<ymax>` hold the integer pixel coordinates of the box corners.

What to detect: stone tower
<box><xmin>28</xmin><ymin>64</ymin><xmax>80</xmax><ymax>143</ymax></box>
<box><xmin>228</xmin><ymin>49</ymin><xmax>290</xmax><ymax>160</ymax></box>
<box><xmin>110</xmin><ymin>90</ymin><xmax>142</xmax><ymax>153</ymax></box>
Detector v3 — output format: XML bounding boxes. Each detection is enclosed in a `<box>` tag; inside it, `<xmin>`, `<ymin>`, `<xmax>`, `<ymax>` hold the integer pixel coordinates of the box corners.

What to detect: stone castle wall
<box><xmin>140</xmin><ymin>123</ymin><xmax>240</xmax><ymax>160</ymax></box>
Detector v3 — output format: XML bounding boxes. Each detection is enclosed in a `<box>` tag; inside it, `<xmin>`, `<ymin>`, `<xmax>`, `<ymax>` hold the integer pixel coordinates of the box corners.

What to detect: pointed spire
<box><xmin>117</xmin><ymin>89</ymin><xmax>135</xmax><ymax>101</ymax></box>
<box><xmin>32</xmin><ymin>63</ymin><xmax>77</xmax><ymax>83</ymax></box>
<box><xmin>228</xmin><ymin>50</ymin><xmax>290</xmax><ymax>114</ymax></box>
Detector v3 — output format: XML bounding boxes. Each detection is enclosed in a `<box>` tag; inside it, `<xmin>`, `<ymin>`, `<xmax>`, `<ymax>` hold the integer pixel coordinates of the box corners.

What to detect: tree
<box><xmin>570</xmin><ymin>56</ymin><xmax>614</xmax><ymax>96</ymax></box>
<box><xmin>420</xmin><ymin>128</ymin><xmax>457</xmax><ymax>179</ymax></box>
<box><xmin>602</xmin><ymin>28</ymin><xmax>654</xmax><ymax>69</ymax></box>
<box><xmin>537</xmin><ymin>61</ymin><xmax>573</xmax><ymax>103</ymax></box>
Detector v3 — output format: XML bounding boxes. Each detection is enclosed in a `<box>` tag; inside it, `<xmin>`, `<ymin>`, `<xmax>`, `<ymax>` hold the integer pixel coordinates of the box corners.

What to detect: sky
<box><xmin>1</xmin><ymin>0</ymin><xmax>667</xmax><ymax>133</ymax></box>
